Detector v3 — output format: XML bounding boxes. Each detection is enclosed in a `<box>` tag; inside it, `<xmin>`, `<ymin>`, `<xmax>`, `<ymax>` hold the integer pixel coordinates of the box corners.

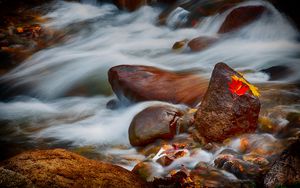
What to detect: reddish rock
<box><xmin>1</xmin><ymin>149</ymin><xmax>150</xmax><ymax>188</ymax></box>
<box><xmin>108</xmin><ymin>65</ymin><xmax>207</xmax><ymax>107</ymax></box>
<box><xmin>218</xmin><ymin>5</ymin><xmax>266</xmax><ymax>33</ymax></box>
<box><xmin>113</xmin><ymin>0</ymin><xmax>147</xmax><ymax>11</ymax></box>
<box><xmin>188</xmin><ymin>36</ymin><xmax>218</xmax><ymax>52</ymax></box>
<box><xmin>129</xmin><ymin>105</ymin><xmax>184</xmax><ymax>146</ymax></box>
<box><xmin>194</xmin><ymin>63</ymin><xmax>260</xmax><ymax>142</ymax></box>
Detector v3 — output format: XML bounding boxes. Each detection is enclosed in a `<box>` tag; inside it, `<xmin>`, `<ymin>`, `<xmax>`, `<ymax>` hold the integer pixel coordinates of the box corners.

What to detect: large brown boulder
<box><xmin>188</xmin><ymin>36</ymin><xmax>218</xmax><ymax>52</ymax></box>
<box><xmin>129</xmin><ymin>105</ymin><xmax>188</xmax><ymax>146</ymax></box>
<box><xmin>108</xmin><ymin>65</ymin><xmax>207</xmax><ymax>107</ymax></box>
<box><xmin>194</xmin><ymin>63</ymin><xmax>260</xmax><ymax>142</ymax></box>
<box><xmin>218</xmin><ymin>5</ymin><xmax>266</xmax><ymax>33</ymax></box>
<box><xmin>264</xmin><ymin>140</ymin><xmax>300</xmax><ymax>188</ymax></box>
<box><xmin>1</xmin><ymin>149</ymin><xmax>150</xmax><ymax>188</ymax></box>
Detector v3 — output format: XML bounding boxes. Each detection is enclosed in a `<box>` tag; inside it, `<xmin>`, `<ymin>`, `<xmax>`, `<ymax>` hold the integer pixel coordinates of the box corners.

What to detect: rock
<box><xmin>1</xmin><ymin>149</ymin><xmax>150</xmax><ymax>188</ymax></box>
<box><xmin>194</xmin><ymin>63</ymin><xmax>260</xmax><ymax>142</ymax></box>
<box><xmin>264</xmin><ymin>140</ymin><xmax>300</xmax><ymax>188</ymax></box>
<box><xmin>0</xmin><ymin>167</ymin><xmax>33</xmax><ymax>188</ymax></box>
<box><xmin>221</xmin><ymin>158</ymin><xmax>265</xmax><ymax>185</ymax></box>
<box><xmin>113</xmin><ymin>0</ymin><xmax>147</xmax><ymax>11</ymax></box>
<box><xmin>261</xmin><ymin>65</ymin><xmax>293</xmax><ymax>81</ymax></box>
<box><xmin>129</xmin><ymin>105</ymin><xmax>185</xmax><ymax>146</ymax></box>
<box><xmin>277</xmin><ymin>112</ymin><xmax>300</xmax><ymax>139</ymax></box>
<box><xmin>191</xmin><ymin>162</ymin><xmax>254</xmax><ymax>188</ymax></box>
<box><xmin>172</xmin><ymin>39</ymin><xmax>188</xmax><ymax>51</ymax></box>
<box><xmin>218</xmin><ymin>5</ymin><xmax>266</xmax><ymax>33</ymax></box>
<box><xmin>113</xmin><ymin>0</ymin><xmax>174</xmax><ymax>12</ymax></box>
<box><xmin>152</xmin><ymin>170</ymin><xmax>194</xmax><ymax>188</ymax></box>
<box><xmin>108</xmin><ymin>65</ymin><xmax>207</xmax><ymax>107</ymax></box>
<box><xmin>157</xmin><ymin>0</ymin><xmax>242</xmax><ymax>27</ymax></box>
<box><xmin>188</xmin><ymin>36</ymin><xmax>218</xmax><ymax>52</ymax></box>
<box><xmin>132</xmin><ymin>161</ymin><xmax>161</xmax><ymax>181</ymax></box>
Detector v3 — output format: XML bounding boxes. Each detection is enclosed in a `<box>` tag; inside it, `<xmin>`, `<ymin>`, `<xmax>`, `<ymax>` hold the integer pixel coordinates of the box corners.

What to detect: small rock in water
<box><xmin>129</xmin><ymin>105</ymin><xmax>186</xmax><ymax>146</ymax></box>
<box><xmin>194</xmin><ymin>62</ymin><xmax>261</xmax><ymax>142</ymax></box>
<box><xmin>172</xmin><ymin>39</ymin><xmax>189</xmax><ymax>51</ymax></box>
<box><xmin>188</xmin><ymin>36</ymin><xmax>218</xmax><ymax>52</ymax></box>
<box><xmin>108</xmin><ymin>65</ymin><xmax>208</xmax><ymax>107</ymax></box>
<box><xmin>191</xmin><ymin>161</ymin><xmax>254</xmax><ymax>188</ymax></box>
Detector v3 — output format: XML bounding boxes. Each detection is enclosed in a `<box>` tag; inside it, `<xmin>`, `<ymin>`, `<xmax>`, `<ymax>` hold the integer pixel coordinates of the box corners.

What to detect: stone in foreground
<box><xmin>194</xmin><ymin>63</ymin><xmax>260</xmax><ymax>142</ymax></box>
<box><xmin>1</xmin><ymin>149</ymin><xmax>149</xmax><ymax>188</ymax></box>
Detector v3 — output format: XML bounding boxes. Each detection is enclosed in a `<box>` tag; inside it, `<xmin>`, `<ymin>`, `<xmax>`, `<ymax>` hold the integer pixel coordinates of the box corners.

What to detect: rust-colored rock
<box><xmin>108</xmin><ymin>65</ymin><xmax>207</xmax><ymax>107</ymax></box>
<box><xmin>188</xmin><ymin>36</ymin><xmax>218</xmax><ymax>52</ymax></box>
<box><xmin>1</xmin><ymin>149</ymin><xmax>149</xmax><ymax>188</ymax></box>
<box><xmin>218</xmin><ymin>5</ymin><xmax>266</xmax><ymax>33</ymax></box>
<box><xmin>194</xmin><ymin>63</ymin><xmax>260</xmax><ymax>142</ymax></box>
<box><xmin>129</xmin><ymin>105</ymin><xmax>184</xmax><ymax>146</ymax></box>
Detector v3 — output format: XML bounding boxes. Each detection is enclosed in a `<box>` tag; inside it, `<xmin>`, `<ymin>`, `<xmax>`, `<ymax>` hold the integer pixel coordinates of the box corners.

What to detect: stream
<box><xmin>0</xmin><ymin>0</ymin><xmax>299</xmax><ymax>182</ymax></box>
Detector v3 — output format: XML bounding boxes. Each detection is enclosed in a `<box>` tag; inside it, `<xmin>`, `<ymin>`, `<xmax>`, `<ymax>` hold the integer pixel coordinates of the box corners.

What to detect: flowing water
<box><xmin>0</xmin><ymin>0</ymin><xmax>300</xmax><ymax>180</ymax></box>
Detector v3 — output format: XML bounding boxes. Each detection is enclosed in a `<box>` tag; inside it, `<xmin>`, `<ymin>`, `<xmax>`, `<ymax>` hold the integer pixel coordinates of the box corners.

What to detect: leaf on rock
<box><xmin>229</xmin><ymin>75</ymin><xmax>260</xmax><ymax>97</ymax></box>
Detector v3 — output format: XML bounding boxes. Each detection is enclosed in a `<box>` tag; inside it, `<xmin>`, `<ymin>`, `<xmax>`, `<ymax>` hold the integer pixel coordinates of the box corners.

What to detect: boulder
<box><xmin>129</xmin><ymin>105</ymin><xmax>184</xmax><ymax>146</ymax></box>
<box><xmin>188</xmin><ymin>36</ymin><xmax>218</xmax><ymax>52</ymax></box>
<box><xmin>108</xmin><ymin>65</ymin><xmax>207</xmax><ymax>107</ymax></box>
<box><xmin>218</xmin><ymin>5</ymin><xmax>266</xmax><ymax>33</ymax></box>
<box><xmin>1</xmin><ymin>149</ymin><xmax>150</xmax><ymax>188</ymax></box>
<box><xmin>194</xmin><ymin>63</ymin><xmax>260</xmax><ymax>142</ymax></box>
<box><xmin>264</xmin><ymin>140</ymin><xmax>300</xmax><ymax>188</ymax></box>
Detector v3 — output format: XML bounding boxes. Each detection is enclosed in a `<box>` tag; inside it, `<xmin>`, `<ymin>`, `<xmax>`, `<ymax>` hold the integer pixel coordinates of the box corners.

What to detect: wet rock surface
<box><xmin>218</xmin><ymin>5</ymin><xmax>267</xmax><ymax>33</ymax></box>
<box><xmin>188</xmin><ymin>36</ymin><xmax>218</xmax><ymax>52</ymax></box>
<box><xmin>1</xmin><ymin>149</ymin><xmax>150</xmax><ymax>188</ymax></box>
<box><xmin>0</xmin><ymin>167</ymin><xmax>33</xmax><ymax>188</ymax></box>
<box><xmin>157</xmin><ymin>0</ymin><xmax>242</xmax><ymax>27</ymax></box>
<box><xmin>264</xmin><ymin>140</ymin><xmax>300</xmax><ymax>188</ymax></box>
<box><xmin>129</xmin><ymin>105</ymin><xmax>186</xmax><ymax>146</ymax></box>
<box><xmin>108</xmin><ymin>65</ymin><xmax>208</xmax><ymax>107</ymax></box>
<box><xmin>194</xmin><ymin>63</ymin><xmax>260</xmax><ymax>142</ymax></box>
